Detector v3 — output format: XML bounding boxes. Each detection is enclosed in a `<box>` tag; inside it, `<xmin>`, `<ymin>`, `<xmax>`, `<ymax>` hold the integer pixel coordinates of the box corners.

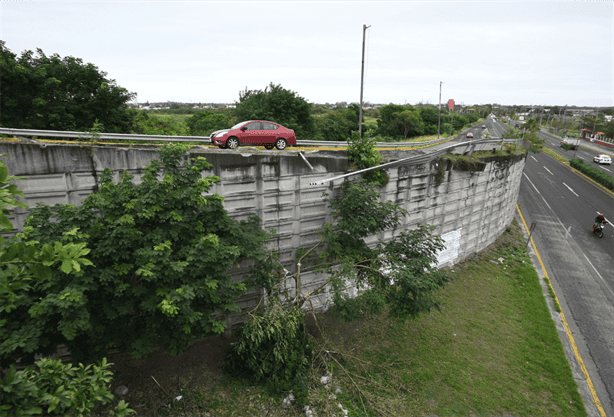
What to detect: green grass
<box><xmin>308</xmin><ymin>221</ymin><xmax>585</xmax><ymax>416</ymax></box>
<box><xmin>104</xmin><ymin>220</ymin><xmax>586</xmax><ymax>417</ymax></box>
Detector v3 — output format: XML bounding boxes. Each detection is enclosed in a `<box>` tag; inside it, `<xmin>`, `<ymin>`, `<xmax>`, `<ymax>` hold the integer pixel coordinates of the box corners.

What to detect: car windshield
<box><xmin>231</xmin><ymin>121</ymin><xmax>252</xmax><ymax>130</ymax></box>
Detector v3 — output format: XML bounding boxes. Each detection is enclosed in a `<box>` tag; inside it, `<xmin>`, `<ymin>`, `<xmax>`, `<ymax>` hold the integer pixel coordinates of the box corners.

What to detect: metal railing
<box><xmin>309</xmin><ymin>138</ymin><xmax>523</xmax><ymax>185</ymax></box>
<box><xmin>0</xmin><ymin>127</ymin><xmax>454</xmax><ymax>148</ymax></box>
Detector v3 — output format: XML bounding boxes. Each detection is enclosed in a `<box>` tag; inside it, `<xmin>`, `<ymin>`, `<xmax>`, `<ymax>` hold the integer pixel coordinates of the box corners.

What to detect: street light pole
<box><xmin>592</xmin><ymin>110</ymin><xmax>599</xmax><ymax>139</ymax></box>
<box><xmin>437</xmin><ymin>81</ymin><xmax>443</xmax><ymax>139</ymax></box>
<box><xmin>358</xmin><ymin>24</ymin><xmax>371</xmax><ymax>137</ymax></box>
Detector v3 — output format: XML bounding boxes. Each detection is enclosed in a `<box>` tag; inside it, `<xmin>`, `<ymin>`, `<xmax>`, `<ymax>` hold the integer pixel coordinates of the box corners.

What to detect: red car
<box><xmin>209</xmin><ymin>120</ymin><xmax>296</xmax><ymax>150</ymax></box>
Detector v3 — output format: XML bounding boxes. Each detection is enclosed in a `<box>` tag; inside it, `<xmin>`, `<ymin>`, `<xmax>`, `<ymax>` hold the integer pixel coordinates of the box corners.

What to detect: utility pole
<box><xmin>592</xmin><ymin>110</ymin><xmax>599</xmax><ymax>138</ymax></box>
<box><xmin>437</xmin><ymin>81</ymin><xmax>443</xmax><ymax>139</ymax></box>
<box><xmin>358</xmin><ymin>24</ymin><xmax>371</xmax><ymax>137</ymax></box>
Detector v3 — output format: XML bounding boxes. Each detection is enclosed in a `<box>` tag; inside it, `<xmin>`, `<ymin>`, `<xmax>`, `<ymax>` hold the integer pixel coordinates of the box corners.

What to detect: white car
<box><xmin>593</xmin><ymin>154</ymin><xmax>612</xmax><ymax>165</ymax></box>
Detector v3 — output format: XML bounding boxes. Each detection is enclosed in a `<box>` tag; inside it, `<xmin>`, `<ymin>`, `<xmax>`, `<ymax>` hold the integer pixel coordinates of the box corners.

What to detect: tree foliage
<box><xmin>126</xmin><ymin>109</ymin><xmax>190</xmax><ymax>136</ymax></box>
<box><xmin>0</xmin><ymin>41</ymin><xmax>134</xmax><ymax>132</ymax></box>
<box><xmin>1</xmin><ymin>144</ymin><xmax>272</xmax><ymax>366</ymax></box>
<box><xmin>186</xmin><ymin>110</ymin><xmax>232</xmax><ymax>136</ymax></box>
<box><xmin>233</xmin><ymin>83</ymin><xmax>316</xmax><ymax>139</ymax></box>
<box><xmin>376</xmin><ymin>104</ymin><xmax>427</xmax><ymax>139</ymax></box>
<box><xmin>0</xmin><ymin>358</ymin><xmax>134</xmax><ymax>417</ymax></box>
<box><xmin>313</xmin><ymin>104</ymin><xmax>363</xmax><ymax>142</ymax></box>
<box><xmin>346</xmin><ymin>132</ymin><xmax>388</xmax><ymax>186</ymax></box>
<box><xmin>0</xmin><ymin>156</ymin><xmax>28</xmax><ymax>243</ymax></box>
<box><xmin>225</xmin><ymin>178</ymin><xmax>452</xmax><ymax>393</ymax></box>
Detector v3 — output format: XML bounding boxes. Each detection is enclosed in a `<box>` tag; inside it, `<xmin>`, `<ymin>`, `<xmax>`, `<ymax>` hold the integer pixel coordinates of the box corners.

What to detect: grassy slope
<box><xmin>108</xmin><ymin>219</ymin><xmax>586</xmax><ymax>417</ymax></box>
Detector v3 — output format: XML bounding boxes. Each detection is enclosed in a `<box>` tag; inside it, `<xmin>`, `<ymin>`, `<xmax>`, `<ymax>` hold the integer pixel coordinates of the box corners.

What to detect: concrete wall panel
<box><xmin>1</xmin><ymin>142</ymin><xmax>526</xmax><ymax>331</ymax></box>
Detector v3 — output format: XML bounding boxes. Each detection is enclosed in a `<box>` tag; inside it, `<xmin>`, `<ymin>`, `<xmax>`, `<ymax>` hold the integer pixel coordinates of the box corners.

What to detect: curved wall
<box><xmin>1</xmin><ymin>142</ymin><xmax>526</xmax><ymax>327</ymax></box>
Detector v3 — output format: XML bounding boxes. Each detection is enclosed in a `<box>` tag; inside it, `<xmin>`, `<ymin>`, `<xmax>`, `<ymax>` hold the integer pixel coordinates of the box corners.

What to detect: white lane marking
<box><xmin>543</xmin><ymin>166</ymin><xmax>554</xmax><ymax>176</ymax></box>
<box><xmin>582</xmin><ymin>253</ymin><xmax>614</xmax><ymax>299</ymax></box>
<box><xmin>523</xmin><ymin>173</ymin><xmax>554</xmax><ymax>210</ymax></box>
<box><xmin>599</xmin><ymin>166</ymin><xmax>611</xmax><ymax>172</ymax></box>
<box><xmin>531</xmin><ymin>156</ymin><xmax>538</xmax><ymax>162</ymax></box>
<box><xmin>562</xmin><ymin>182</ymin><xmax>579</xmax><ymax>197</ymax></box>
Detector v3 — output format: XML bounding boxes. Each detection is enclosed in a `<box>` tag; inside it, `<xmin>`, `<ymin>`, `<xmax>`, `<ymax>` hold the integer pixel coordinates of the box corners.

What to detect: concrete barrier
<box><xmin>1</xmin><ymin>142</ymin><xmax>526</xmax><ymax>330</ymax></box>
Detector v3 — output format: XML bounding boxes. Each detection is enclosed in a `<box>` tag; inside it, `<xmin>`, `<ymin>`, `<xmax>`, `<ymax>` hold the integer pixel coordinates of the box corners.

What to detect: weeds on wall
<box><xmin>346</xmin><ymin>131</ymin><xmax>389</xmax><ymax>186</ymax></box>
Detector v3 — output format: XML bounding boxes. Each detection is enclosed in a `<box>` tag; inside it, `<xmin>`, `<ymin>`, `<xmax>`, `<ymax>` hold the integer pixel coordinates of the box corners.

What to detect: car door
<box><xmin>260</xmin><ymin>122</ymin><xmax>278</xmax><ymax>145</ymax></box>
<box><xmin>240</xmin><ymin>122</ymin><xmax>262</xmax><ymax>144</ymax></box>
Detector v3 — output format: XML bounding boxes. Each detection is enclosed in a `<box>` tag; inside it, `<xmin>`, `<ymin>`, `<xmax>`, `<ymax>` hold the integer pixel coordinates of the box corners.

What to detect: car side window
<box><xmin>262</xmin><ymin>122</ymin><xmax>279</xmax><ymax>131</ymax></box>
<box><xmin>245</xmin><ymin>122</ymin><xmax>261</xmax><ymax>131</ymax></box>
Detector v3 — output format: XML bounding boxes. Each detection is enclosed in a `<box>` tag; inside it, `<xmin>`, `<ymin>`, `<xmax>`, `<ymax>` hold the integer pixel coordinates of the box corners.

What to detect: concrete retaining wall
<box><xmin>1</xmin><ymin>142</ymin><xmax>525</xmax><ymax>328</ymax></box>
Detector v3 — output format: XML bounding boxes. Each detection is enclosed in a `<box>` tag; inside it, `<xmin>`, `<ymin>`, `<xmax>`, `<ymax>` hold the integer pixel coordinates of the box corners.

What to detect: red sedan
<box><xmin>209</xmin><ymin>120</ymin><xmax>296</xmax><ymax>150</ymax></box>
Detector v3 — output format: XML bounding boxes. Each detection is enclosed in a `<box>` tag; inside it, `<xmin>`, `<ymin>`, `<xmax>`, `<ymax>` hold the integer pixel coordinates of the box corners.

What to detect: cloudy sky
<box><xmin>1</xmin><ymin>1</ymin><xmax>612</xmax><ymax>107</ymax></box>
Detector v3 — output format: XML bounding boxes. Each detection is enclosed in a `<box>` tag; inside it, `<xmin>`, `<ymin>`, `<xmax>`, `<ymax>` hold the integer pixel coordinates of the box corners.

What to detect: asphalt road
<box><xmin>518</xmin><ymin>134</ymin><xmax>614</xmax><ymax>415</ymax></box>
<box><xmin>443</xmin><ymin>120</ymin><xmax>614</xmax><ymax>413</ymax></box>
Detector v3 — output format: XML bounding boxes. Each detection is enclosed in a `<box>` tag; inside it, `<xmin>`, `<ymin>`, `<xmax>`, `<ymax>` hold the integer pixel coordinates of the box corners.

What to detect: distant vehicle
<box><xmin>209</xmin><ymin>120</ymin><xmax>296</xmax><ymax>150</ymax></box>
<box><xmin>560</xmin><ymin>137</ymin><xmax>580</xmax><ymax>150</ymax></box>
<box><xmin>482</xmin><ymin>125</ymin><xmax>486</xmax><ymax>128</ymax></box>
<box><xmin>593</xmin><ymin>154</ymin><xmax>612</xmax><ymax>165</ymax></box>
<box><xmin>466</xmin><ymin>132</ymin><xmax>474</xmax><ymax>138</ymax></box>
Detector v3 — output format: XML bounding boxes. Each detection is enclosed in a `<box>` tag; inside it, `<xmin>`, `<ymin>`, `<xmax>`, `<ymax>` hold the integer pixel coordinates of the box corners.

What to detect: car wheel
<box><xmin>264</xmin><ymin>145</ymin><xmax>275</xmax><ymax>150</ymax></box>
<box><xmin>275</xmin><ymin>138</ymin><xmax>287</xmax><ymax>150</ymax></box>
<box><xmin>227</xmin><ymin>137</ymin><xmax>239</xmax><ymax>149</ymax></box>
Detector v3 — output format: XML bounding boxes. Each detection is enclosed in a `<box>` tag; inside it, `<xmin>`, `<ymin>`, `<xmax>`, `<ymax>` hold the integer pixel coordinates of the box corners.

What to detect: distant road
<box><xmin>519</xmin><ymin>131</ymin><xmax>614</xmax><ymax>415</ymax></box>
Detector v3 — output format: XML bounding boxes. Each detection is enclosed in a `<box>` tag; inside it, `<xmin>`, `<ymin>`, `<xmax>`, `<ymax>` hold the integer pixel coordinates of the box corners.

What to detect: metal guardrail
<box><xmin>0</xmin><ymin>126</ymin><xmax>520</xmax><ymax>186</ymax></box>
<box><xmin>0</xmin><ymin>127</ymin><xmax>452</xmax><ymax>148</ymax></box>
<box><xmin>309</xmin><ymin>138</ymin><xmax>523</xmax><ymax>185</ymax></box>
<box><xmin>0</xmin><ymin>127</ymin><xmax>211</xmax><ymax>143</ymax></box>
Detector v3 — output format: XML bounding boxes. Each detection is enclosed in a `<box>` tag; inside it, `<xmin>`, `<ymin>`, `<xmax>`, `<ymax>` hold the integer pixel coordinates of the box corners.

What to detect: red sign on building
<box><xmin>448</xmin><ymin>99</ymin><xmax>455</xmax><ymax>110</ymax></box>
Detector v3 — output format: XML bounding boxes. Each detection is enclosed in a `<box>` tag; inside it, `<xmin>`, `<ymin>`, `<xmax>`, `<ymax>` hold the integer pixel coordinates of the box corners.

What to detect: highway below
<box><xmin>443</xmin><ymin>119</ymin><xmax>614</xmax><ymax>413</ymax></box>
<box><xmin>518</xmin><ymin>129</ymin><xmax>614</xmax><ymax>415</ymax></box>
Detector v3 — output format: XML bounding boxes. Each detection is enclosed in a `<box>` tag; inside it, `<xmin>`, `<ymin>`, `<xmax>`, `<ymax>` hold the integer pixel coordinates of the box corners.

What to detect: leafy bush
<box><xmin>570</xmin><ymin>158</ymin><xmax>614</xmax><ymax>190</ymax></box>
<box><xmin>346</xmin><ymin>131</ymin><xmax>389</xmax><ymax>186</ymax></box>
<box><xmin>223</xmin><ymin>298</ymin><xmax>314</xmax><ymax>402</ymax></box>
<box><xmin>224</xmin><ymin>179</ymin><xmax>451</xmax><ymax>400</ymax></box>
<box><xmin>186</xmin><ymin>110</ymin><xmax>232</xmax><ymax>136</ymax></box>
<box><xmin>2</xmin><ymin>144</ymin><xmax>272</xmax><ymax>366</ymax></box>
<box><xmin>0</xmin><ymin>358</ymin><xmax>134</xmax><ymax>417</ymax></box>
<box><xmin>126</xmin><ymin>109</ymin><xmax>189</xmax><ymax>136</ymax></box>
<box><xmin>0</xmin><ymin>155</ymin><xmax>27</xmax><ymax>242</ymax></box>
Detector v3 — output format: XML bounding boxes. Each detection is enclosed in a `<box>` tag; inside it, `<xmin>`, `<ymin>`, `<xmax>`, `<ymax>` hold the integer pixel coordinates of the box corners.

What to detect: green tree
<box><xmin>419</xmin><ymin>107</ymin><xmax>439</xmax><ymax>135</ymax></box>
<box><xmin>233</xmin><ymin>83</ymin><xmax>316</xmax><ymax>139</ymax></box>
<box><xmin>396</xmin><ymin>108</ymin><xmax>425</xmax><ymax>139</ymax></box>
<box><xmin>226</xmin><ymin>178</ymin><xmax>452</xmax><ymax>394</ymax></box>
<box><xmin>2</xmin><ymin>144</ymin><xmax>272</xmax><ymax>366</ymax></box>
<box><xmin>376</xmin><ymin>104</ymin><xmax>425</xmax><ymax>140</ymax></box>
<box><xmin>313</xmin><ymin>105</ymin><xmax>364</xmax><ymax>142</ymax></box>
<box><xmin>376</xmin><ymin>104</ymin><xmax>406</xmax><ymax>138</ymax></box>
<box><xmin>186</xmin><ymin>110</ymin><xmax>232</xmax><ymax>136</ymax></box>
<box><xmin>0</xmin><ymin>41</ymin><xmax>134</xmax><ymax>132</ymax></box>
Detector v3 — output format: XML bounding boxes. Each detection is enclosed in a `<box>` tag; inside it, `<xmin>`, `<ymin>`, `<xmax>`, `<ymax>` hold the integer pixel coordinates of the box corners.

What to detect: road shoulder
<box><xmin>515</xmin><ymin>207</ymin><xmax>605</xmax><ymax>417</ymax></box>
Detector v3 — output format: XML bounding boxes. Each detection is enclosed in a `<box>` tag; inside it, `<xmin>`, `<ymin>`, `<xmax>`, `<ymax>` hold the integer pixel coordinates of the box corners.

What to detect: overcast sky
<box><xmin>1</xmin><ymin>1</ymin><xmax>612</xmax><ymax>107</ymax></box>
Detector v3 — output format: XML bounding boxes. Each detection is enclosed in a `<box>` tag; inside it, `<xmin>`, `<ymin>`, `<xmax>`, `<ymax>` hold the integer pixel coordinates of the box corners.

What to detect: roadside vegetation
<box><xmin>93</xmin><ymin>220</ymin><xmax>585</xmax><ymax>417</ymax></box>
<box><xmin>569</xmin><ymin>158</ymin><xmax>614</xmax><ymax>190</ymax></box>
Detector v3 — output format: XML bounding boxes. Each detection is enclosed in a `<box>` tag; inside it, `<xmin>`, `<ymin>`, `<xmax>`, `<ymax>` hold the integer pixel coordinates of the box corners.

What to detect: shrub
<box><xmin>347</xmin><ymin>132</ymin><xmax>389</xmax><ymax>186</ymax></box>
<box><xmin>2</xmin><ymin>144</ymin><xmax>272</xmax><ymax>367</ymax></box>
<box><xmin>570</xmin><ymin>158</ymin><xmax>614</xmax><ymax>190</ymax></box>
<box><xmin>0</xmin><ymin>358</ymin><xmax>134</xmax><ymax>416</ymax></box>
